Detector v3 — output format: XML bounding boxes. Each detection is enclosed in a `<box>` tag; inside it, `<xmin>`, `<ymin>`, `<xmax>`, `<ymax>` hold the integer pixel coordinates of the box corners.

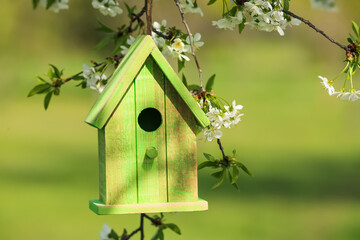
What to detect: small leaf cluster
<box><xmin>151</xmin><ymin>213</ymin><xmax>181</xmax><ymax>240</ymax></box>
<box><xmin>184</xmin><ymin>74</ymin><xmax>231</xmax><ymax>116</ymax></box>
<box><xmin>28</xmin><ymin>65</ymin><xmax>67</xmax><ymax>109</ymax></box>
<box><xmin>199</xmin><ymin>150</ymin><xmax>251</xmax><ymax>189</ymax></box>
<box><xmin>347</xmin><ymin>21</ymin><xmax>360</xmax><ymax>62</ymax></box>
<box><xmin>32</xmin><ymin>0</ymin><xmax>56</xmax><ymax>9</ymax></box>
<box><xmin>96</xmin><ymin>4</ymin><xmax>145</xmax><ymax>53</ymax></box>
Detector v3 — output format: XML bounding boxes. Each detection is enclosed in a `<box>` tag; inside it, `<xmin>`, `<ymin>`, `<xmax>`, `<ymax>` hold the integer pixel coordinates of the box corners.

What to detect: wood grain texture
<box><xmin>102</xmin><ymin>83</ymin><xmax>138</xmax><ymax>205</ymax></box>
<box><xmin>89</xmin><ymin>199</ymin><xmax>208</xmax><ymax>215</ymax></box>
<box><xmin>98</xmin><ymin>128</ymin><xmax>106</xmax><ymax>203</ymax></box>
<box><xmin>135</xmin><ymin>57</ymin><xmax>167</xmax><ymax>204</ymax></box>
<box><xmin>86</xmin><ymin>35</ymin><xmax>156</xmax><ymax>129</ymax></box>
<box><xmin>165</xmin><ymin>80</ymin><xmax>198</xmax><ymax>202</ymax></box>
<box><xmin>150</xmin><ymin>48</ymin><xmax>210</xmax><ymax>128</ymax></box>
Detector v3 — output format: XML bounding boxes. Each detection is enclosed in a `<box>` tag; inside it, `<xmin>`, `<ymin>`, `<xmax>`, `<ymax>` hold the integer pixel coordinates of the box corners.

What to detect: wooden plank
<box><xmin>86</xmin><ymin>35</ymin><xmax>156</xmax><ymax>129</ymax></box>
<box><xmin>89</xmin><ymin>199</ymin><xmax>208</xmax><ymax>215</ymax></box>
<box><xmin>98</xmin><ymin>128</ymin><xmax>106</xmax><ymax>203</ymax></box>
<box><xmin>103</xmin><ymin>83</ymin><xmax>138</xmax><ymax>205</ymax></box>
<box><xmin>165</xmin><ymin>80</ymin><xmax>198</xmax><ymax>202</ymax></box>
<box><xmin>135</xmin><ymin>57</ymin><xmax>167</xmax><ymax>204</ymax></box>
<box><xmin>150</xmin><ymin>48</ymin><xmax>210</xmax><ymax>128</ymax></box>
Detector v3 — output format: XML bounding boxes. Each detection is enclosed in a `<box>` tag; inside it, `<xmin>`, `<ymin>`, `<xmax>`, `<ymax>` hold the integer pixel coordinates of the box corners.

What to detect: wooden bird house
<box><xmin>86</xmin><ymin>35</ymin><xmax>210</xmax><ymax>215</ymax></box>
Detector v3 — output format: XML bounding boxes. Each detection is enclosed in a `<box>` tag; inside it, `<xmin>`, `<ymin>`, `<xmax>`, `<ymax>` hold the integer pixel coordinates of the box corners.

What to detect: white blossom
<box><xmin>164</xmin><ymin>39</ymin><xmax>190</xmax><ymax>62</ymax></box>
<box><xmin>202</xmin><ymin>100</ymin><xmax>244</xmax><ymax>141</ymax></box>
<box><xmin>100</xmin><ymin>224</ymin><xmax>112</xmax><ymax>240</ymax></box>
<box><xmin>153</xmin><ymin>20</ymin><xmax>167</xmax><ymax>31</ymax></box>
<box><xmin>120</xmin><ymin>35</ymin><xmax>136</xmax><ymax>55</ymax></box>
<box><xmin>184</xmin><ymin>33</ymin><xmax>204</xmax><ymax>52</ymax></box>
<box><xmin>39</xmin><ymin>0</ymin><xmax>69</xmax><ymax>13</ymax></box>
<box><xmin>212</xmin><ymin>12</ymin><xmax>244</xmax><ymax>30</ymax></box>
<box><xmin>92</xmin><ymin>0</ymin><xmax>123</xmax><ymax>17</ymax></box>
<box><xmin>179</xmin><ymin>0</ymin><xmax>203</xmax><ymax>16</ymax></box>
<box><xmin>336</xmin><ymin>89</ymin><xmax>360</xmax><ymax>101</ymax></box>
<box><xmin>204</xmin><ymin>128</ymin><xmax>223</xmax><ymax>142</ymax></box>
<box><xmin>215</xmin><ymin>0</ymin><xmax>301</xmax><ymax>35</ymax></box>
<box><xmin>82</xmin><ymin>64</ymin><xmax>107</xmax><ymax>94</ymax></box>
<box><xmin>319</xmin><ymin>76</ymin><xmax>336</xmax><ymax>96</ymax></box>
<box><xmin>152</xmin><ymin>20</ymin><xmax>167</xmax><ymax>49</ymax></box>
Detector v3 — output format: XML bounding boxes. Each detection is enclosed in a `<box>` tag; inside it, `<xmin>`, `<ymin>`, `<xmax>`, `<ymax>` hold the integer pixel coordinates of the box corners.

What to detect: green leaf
<box><xmin>72</xmin><ymin>75</ymin><xmax>84</xmax><ymax>81</ymax></box>
<box><xmin>28</xmin><ymin>84</ymin><xmax>51</xmax><ymax>97</ymax></box>
<box><xmin>349</xmin><ymin>33</ymin><xmax>356</xmax><ymax>43</ymax></box>
<box><xmin>32</xmin><ymin>0</ymin><xmax>40</xmax><ymax>9</ymax></box>
<box><xmin>207</xmin><ymin>0</ymin><xmax>217</xmax><ymax>5</ymax></box>
<box><xmin>124</xmin><ymin>3</ymin><xmax>137</xmax><ymax>16</ymax></box>
<box><xmin>96</xmin><ymin>19</ymin><xmax>115</xmax><ymax>33</ymax></box>
<box><xmin>36</xmin><ymin>76</ymin><xmax>47</xmax><ymax>83</ymax></box>
<box><xmin>232</xmin><ymin>149</ymin><xmax>236</xmax><ymax>157</ymax></box>
<box><xmin>212</xmin><ymin>169</ymin><xmax>226</xmax><ymax>189</ymax></box>
<box><xmin>203</xmin><ymin>152</ymin><xmax>216</xmax><ymax>161</ymax></box>
<box><xmin>95</xmin><ymin>35</ymin><xmax>114</xmax><ymax>50</ymax></box>
<box><xmin>46</xmin><ymin>0</ymin><xmax>56</xmax><ymax>9</ymax></box>
<box><xmin>348</xmin><ymin>37</ymin><xmax>354</xmax><ymax>44</ymax></box>
<box><xmin>236</xmin><ymin>162</ymin><xmax>252</xmax><ymax>176</ymax></box>
<box><xmin>232</xmin><ymin>182</ymin><xmax>239</xmax><ymax>190</ymax></box>
<box><xmin>109</xmin><ymin>229</ymin><xmax>119</xmax><ymax>240</ymax></box>
<box><xmin>182</xmin><ymin>74</ymin><xmax>188</xmax><ymax>87</ymax></box>
<box><xmin>44</xmin><ymin>91</ymin><xmax>53</xmax><ymax>110</ymax></box>
<box><xmin>151</xmin><ymin>229</ymin><xmax>164</xmax><ymax>240</ymax></box>
<box><xmin>231</xmin><ymin>167</ymin><xmax>240</xmax><ymax>184</ymax></box>
<box><xmin>283</xmin><ymin>0</ymin><xmax>289</xmax><ymax>11</ymax></box>
<box><xmin>352</xmin><ymin>21</ymin><xmax>360</xmax><ymax>37</ymax></box>
<box><xmin>211</xmin><ymin>170</ymin><xmax>223</xmax><ymax>179</ymax></box>
<box><xmin>238</xmin><ymin>19</ymin><xmax>246</xmax><ymax>34</ymax></box>
<box><xmin>166</xmin><ymin>224</ymin><xmax>181</xmax><ymax>235</ymax></box>
<box><xmin>188</xmin><ymin>84</ymin><xmax>202</xmax><ymax>91</ymax></box>
<box><xmin>49</xmin><ymin>64</ymin><xmax>61</xmax><ymax>78</ymax></box>
<box><xmin>205</xmin><ymin>74</ymin><xmax>216</xmax><ymax>92</ymax></box>
<box><xmin>198</xmin><ymin>161</ymin><xmax>218</xmax><ymax>170</ymax></box>
<box><xmin>177</xmin><ymin>59</ymin><xmax>185</xmax><ymax>72</ymax></box>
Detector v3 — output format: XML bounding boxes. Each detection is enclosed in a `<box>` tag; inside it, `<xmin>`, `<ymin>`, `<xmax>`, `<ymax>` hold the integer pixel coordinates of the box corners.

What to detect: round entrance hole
<box><xmin>138</xmin><ymin>107</ymin><xmax>162</xmax><ymax>132</ymax></box>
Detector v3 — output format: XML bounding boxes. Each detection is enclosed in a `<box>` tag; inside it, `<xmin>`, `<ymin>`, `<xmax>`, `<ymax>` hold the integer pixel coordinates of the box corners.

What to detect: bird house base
<box><xmin>89</xmin><ymin>199</ymin><xmax>208</xmax><ymax>215</ymax></box>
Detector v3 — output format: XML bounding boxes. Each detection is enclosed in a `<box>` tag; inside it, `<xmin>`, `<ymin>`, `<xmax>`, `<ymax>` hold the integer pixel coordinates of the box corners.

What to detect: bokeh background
<box><xmin>1</xmin><ymin>0</ymin><xmax>360</xmax><ymax>239</ymax></box>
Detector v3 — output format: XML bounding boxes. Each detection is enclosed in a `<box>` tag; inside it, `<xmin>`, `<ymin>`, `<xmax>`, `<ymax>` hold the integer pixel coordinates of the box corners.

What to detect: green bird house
<box><xmin>86</xmin><ymin>35</ymin><xmax>210</xmax><ymax>215</ymax></box>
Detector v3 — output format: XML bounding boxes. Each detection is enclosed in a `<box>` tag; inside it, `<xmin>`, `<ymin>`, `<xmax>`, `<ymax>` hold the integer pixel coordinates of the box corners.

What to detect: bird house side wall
<box><xmin>165</xmin><ymin>79</ymin><xmax>198</xmax><ymax>202</ymax></box>
<box><xmin>99</xmin><ymin>83</ymin><xmax>138</xmax><ymax>205</ymax></box>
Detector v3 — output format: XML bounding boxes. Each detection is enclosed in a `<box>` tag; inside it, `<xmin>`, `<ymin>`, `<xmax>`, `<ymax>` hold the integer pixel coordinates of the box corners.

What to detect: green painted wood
<box><xmin>98</xmin><ymin>128</ymin><xmax>106</xmax><ymax>203</ymax></box>
<box><xmin>150</xmin><ymin>48</ymin><xmax>210</xmax><ymax>128</ymax></box>
<box><xmin>135</xmin><ymin>57</ymin><xmax>167</xmax><ymax>204</ymax></box>
<box><xmin>89</xmin><ymin>198</ymin><xmax>208</xmax><ymax>215</ymax></box>
<box><xmin>102</xmin><ymin>83</ymin><xmax>138</xmax><ymax>205</ymax></box>
<box><xmin>165</xmin><ymin>80</ymin><xmax>198</xmax><ymax>202</ymax></box>
<box><xmin>86</xmin><ymin>35</ymin><xmax>156</xmax><ymax>129</ymax></box>
<box><xmin>85</xmin><ymin>35</ymin><xmax>209</xmax><ymax>130</ymax></box>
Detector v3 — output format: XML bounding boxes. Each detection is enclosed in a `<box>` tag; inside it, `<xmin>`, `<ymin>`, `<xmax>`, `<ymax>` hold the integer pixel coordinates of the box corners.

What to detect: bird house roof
<box><xmin>85</xmin><ymin>35</ymin><xmax>210</xmax><ymax>129</ymax></box>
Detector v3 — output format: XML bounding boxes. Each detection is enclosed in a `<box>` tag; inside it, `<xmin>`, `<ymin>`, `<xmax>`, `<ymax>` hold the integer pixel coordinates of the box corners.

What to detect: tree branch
<box><xmin>283</xmin><ymin>10</ymin><xmax>347</xmax><ymax>51</ymax></box>
<box><xmin>217</xmin><ymin>139</ymin><xmax>226</xmax><ymax>160</ymax></box>
<box><xmin>146</xmin><ymin>0</ymin><xmax>153</xmax><ymax>35</ymax></box>
<box><xmin>173</xmin><ymin>0</ymin><xmax>205</xmax><ymax>92</ymax></box>
<box><xmin>125</xmin><ymin>213</ymin><xmax>158</xmax><ymax>240</ymax></box>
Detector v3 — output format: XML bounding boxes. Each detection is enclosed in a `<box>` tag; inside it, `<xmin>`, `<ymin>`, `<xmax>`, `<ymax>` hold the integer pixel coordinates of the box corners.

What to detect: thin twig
<box><xmin>217</xmin><ymin>139</ymin><xmax>226</xmax><ymax>160</ymax></box>
<box><xmin>173</xmin><ymin>0</ymin><xmax>205</xmax><ymax>91</ymax></box>
<box><xmin>140</xmin><ymin>214</ymin><xmax>145</xmax><ymax>240</ymax></box>
<box><xmin>63</xmin><ymin>61</ymin><xmax>106</xmax><ymax>83</ymax></box>
<box><xmin>283</xmin><ymin>10</ymin><xmax>347</xmax><ymax>51</ymax></box>
<box><xmin>146</xmin><ymin>0</ymin><xmax>153</xmax><ymax>35</ymax></box>
<box><xmin>125</xmin><ymin>213</ymin><xmax>158</xmax><ymax>240</ymax></box>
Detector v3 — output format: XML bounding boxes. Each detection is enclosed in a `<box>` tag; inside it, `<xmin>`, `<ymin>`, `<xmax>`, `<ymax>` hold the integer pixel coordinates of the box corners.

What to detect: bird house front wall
<box><xmin>98</xmin><ymin>56</ymin><xmax>198</xmax><ymax>206</ymax></box>
<box><xmin>135</xmin><ymin>57</ymin><xmax>168</xmax><ymax>204</ymax></box>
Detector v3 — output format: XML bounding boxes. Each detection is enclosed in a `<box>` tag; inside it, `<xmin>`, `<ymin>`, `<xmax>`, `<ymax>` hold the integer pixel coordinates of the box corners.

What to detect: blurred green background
<box><xmin>1</xmin><ymin>0</ymin><xmax>360</xmax><ymax>239</ymax></box>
